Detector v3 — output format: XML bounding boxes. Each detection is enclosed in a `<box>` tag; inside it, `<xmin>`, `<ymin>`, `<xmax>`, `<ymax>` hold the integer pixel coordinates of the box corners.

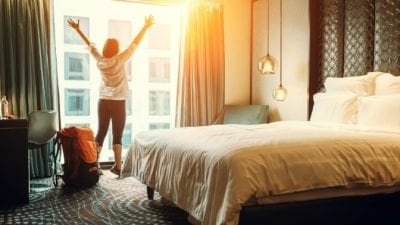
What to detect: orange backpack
<box><xmin>57</xmin><ymin>126</ymin><xmax>99</xmax><ymax>188</ymax></box>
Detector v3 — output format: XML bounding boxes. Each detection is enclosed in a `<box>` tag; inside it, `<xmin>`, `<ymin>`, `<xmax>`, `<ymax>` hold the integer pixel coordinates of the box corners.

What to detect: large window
<box><xmin>54</xmin><ymin>0</ymin><xmax>182</xmax><ymax>162</ymax></box>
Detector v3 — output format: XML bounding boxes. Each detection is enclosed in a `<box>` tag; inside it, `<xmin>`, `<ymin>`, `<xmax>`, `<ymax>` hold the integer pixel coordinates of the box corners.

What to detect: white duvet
<box><xmin>121</xmin><ymin>121</ymin><xmax>400</xmax><ymax>225</ymax></box>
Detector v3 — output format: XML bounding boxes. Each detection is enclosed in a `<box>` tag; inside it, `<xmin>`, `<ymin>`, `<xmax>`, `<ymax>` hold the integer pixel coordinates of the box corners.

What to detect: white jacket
<box><xmin>88</xmin><ymin>42</ymin><xmax>137</xmax><ymax>100</ymax></box>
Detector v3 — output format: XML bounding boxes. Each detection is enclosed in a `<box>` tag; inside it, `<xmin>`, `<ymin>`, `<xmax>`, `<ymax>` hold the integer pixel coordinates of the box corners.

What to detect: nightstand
<box><xmin>0</xmin><ymin>119</ymin><xmax>29</xmax><ymax>206</ymax></box>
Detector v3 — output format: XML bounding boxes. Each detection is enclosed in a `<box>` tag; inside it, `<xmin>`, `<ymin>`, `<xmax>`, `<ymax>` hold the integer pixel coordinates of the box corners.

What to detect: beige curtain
<box><xmin>175</xmin><ymin>1</ymin><xmax>225</xmax><ymax>127</ymax></box>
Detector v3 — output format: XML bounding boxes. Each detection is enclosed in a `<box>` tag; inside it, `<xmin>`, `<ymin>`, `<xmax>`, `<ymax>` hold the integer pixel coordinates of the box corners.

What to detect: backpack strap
<box><xmin>52</xmin><ymin>132</ymin><xmax>62</xmax><ymax>187</ymax></box>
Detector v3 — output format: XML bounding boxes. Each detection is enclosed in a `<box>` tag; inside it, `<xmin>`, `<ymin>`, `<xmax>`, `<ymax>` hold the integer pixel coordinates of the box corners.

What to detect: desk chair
<box><xmin>28</xmin><ymin>110</ymin><xmax>58</xmax><ymax>186</ymax></box>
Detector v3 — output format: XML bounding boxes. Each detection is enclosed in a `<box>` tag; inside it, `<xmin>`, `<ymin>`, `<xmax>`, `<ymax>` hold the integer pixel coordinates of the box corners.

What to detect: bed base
<box><xmin>147</xmin><ymin>186</ymin><xmax>399</xmax><ymax>225</ymax></box>
<box><xmin>240</xmin><ymin>192</ymin><xmax>400</xmax><ymax>225</ymax></box>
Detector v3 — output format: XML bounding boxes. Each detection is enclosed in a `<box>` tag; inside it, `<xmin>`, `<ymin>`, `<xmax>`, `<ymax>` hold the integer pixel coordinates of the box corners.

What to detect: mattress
<box><xmin>121</xmin><ymin>121</ymin><xmax>400</xmax><ymax>225</ymax></box>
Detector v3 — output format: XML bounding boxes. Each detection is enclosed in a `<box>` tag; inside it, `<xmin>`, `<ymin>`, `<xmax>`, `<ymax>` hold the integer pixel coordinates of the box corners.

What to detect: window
<box><xmin>65</xmin><ymin>89</ymin><xmax>90</xmax><ymax>116</ymax></box>
<box><xmin>108</xmin><ymin>123</ymin><xmax>132</xmax><ymax>151</ymax></box>
<box><xmin>126</xmin><ymin>89</ymin><xmax>132</xmax><ymax>115</ymax></box>
<box><xmin>149</xmin><ymin>24</ymin><xmax>171</xmax><ymax>49</ymax></box>
<box><xmin>149</xmin><ymin>57</ymin><xmax>170</xmax><ymax>83</ymax></box>
<box><xmin>64</xmin><ymin>52</ymin><xmax>89</xmax><ymax>80</ymax></box>
<box><xmin>54</xmin><ymin>0</ymin><xmax>182</xmax><ymax>162</ymax></box>
<box><xmin>149</xmin><ymin>90</ymin><xmax>170</xmax><ymax>115</ymax></box>
<box><xmin>108</xmin><ymin>20</ymin><xmax>132</xmax><ymax>48</ymax></box>
<box><xmin>65</xmin><ymin>123</ymin><xmax>90</xmax><ymax>128</ymax></box>
<box><xmin>64</xmin><ymin>16</ymin><xmax>89</xmax><ymax>45</ymax></box>
<box><xmin>149</xmin><ymin>122</ymin><xmax>170</xmax><ymax>130</ymax></box>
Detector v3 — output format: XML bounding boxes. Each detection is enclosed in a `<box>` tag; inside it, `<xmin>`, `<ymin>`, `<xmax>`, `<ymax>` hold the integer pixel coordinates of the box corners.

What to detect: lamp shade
<box><xmin>258</xmin><ymin>54</ymin><xmax>278</xmax><ymax>75</ymax></box>
<box><xmin>272</xmin><ymin>84</ymin><xmax>287</xmax><ymax>101</ymax></box>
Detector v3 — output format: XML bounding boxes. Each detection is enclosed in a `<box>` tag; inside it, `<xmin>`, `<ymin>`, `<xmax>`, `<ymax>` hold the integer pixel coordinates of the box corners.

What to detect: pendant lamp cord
<box><xmin>279</xmin><ymin>0</ymin><xmax>283</xmax><ymax>85</ymax></box>
<box><xmin>267</xmin><ymin>0</ymin><xmax>270</xmax><ymax>54</ymax></box>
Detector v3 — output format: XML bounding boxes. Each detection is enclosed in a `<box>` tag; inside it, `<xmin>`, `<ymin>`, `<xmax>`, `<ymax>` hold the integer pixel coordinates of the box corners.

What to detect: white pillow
<box><xmin>366</xmin><ymin>71</ymin><xmax>385</xmax><ymax>78</ymax></box>
<box><xmin>357</xmin><ymin>95</ymin><xmax>400</xmax><ymax>129</ymax></box>
<box><xmin>310</xmin><ymin>93</ymin><xmax>358</xmax><ymax>124</ymax></box>
<box><xmin>324</xmin><ymin>74</ymin><xmax>374</xmax><ymax>96</ymax></box>
<box><xmin>374</xmin><ymin>73</ymin><xmax>400</xmax><ymax>95</ymax></box>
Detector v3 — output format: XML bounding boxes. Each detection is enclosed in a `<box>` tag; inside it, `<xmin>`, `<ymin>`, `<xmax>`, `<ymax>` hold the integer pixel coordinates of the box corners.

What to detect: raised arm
<box><xmin>118</xmin><ymin>15</ymin><xmax>154</xmax><ymax>61</ymax></box>
<box><xmin>132</xmin><ymin>15</ymin><xmax>154</xmax><ymax>45</ymax></box>
<box><xmin>67</xmin><ymin>18</ymin><xmax>91</xmax><ymax>46</ymax></box>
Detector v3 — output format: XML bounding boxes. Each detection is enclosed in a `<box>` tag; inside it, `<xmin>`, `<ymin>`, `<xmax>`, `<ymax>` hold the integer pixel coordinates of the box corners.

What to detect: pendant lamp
<box><xmin>258</xmin><ymin>0</ymin><xmax>277</xmax><ymax>75</ymax></box>
<box><xmin>272</xmin><ymin>0</ymin><xmax>287</xmax><ymax>101</ymax></box>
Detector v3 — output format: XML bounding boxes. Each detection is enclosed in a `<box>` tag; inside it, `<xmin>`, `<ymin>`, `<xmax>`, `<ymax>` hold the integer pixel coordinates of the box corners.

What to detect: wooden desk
<box><xmin>0</xmin><ymin>119</ymin><xmax>29</xmax><ymax>206</ymax></box>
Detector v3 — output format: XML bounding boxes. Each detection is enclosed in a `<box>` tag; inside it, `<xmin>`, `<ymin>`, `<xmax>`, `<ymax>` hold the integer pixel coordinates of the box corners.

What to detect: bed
<box><xmin>121</xmin><ymin>0</ymin><xmax>400</xmax><ymax>224</ymax></box>
<box><xmin>121</xmin><ymin>121</ymin><xmax>400</xmax><ymax>225</ymax></box>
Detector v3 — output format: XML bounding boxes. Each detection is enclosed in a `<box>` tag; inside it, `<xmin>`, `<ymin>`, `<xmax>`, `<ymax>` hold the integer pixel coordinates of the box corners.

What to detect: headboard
<box><xmin>309</xmin><ymin>0</ymin><xmax>400</xmax><ymax>117</ymax></box>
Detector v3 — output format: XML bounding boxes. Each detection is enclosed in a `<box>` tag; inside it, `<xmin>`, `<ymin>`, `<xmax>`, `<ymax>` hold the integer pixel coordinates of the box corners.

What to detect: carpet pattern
<box><xmin>0</xmin><ymin>171</ymin><xmax>190</xmax><ymax>225</ymax></box>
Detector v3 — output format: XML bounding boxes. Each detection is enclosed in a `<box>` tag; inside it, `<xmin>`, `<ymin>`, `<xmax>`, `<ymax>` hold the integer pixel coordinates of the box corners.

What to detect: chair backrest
<box><xmin>28</xmin><ymin>110</ymin><xmax>58</xmax><ymax>145</ymax></box>
<box><xmin>223</xmin><ymin>105</ymin><xmax>269</xmax><ymax>124</ymax></box>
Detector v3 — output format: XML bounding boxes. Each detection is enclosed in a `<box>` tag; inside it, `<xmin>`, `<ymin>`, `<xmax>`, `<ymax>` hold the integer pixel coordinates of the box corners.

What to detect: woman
<box><xmin>67</xmin><ymin>15</ymin><xmax>154</xmax><ymax>177</ymax></box>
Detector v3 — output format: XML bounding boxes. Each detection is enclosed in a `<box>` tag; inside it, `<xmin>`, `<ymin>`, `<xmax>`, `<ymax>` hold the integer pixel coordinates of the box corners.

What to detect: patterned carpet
<box><xmin>0</xmin><ymin>171</ymin><xmax>190</xmax><ymax>225</ymax></box>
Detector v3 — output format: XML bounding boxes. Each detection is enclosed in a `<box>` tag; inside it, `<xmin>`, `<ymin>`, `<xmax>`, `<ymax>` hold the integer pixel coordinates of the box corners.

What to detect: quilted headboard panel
<box><xmin>309</xmin><ymin>0</ymin><xmax>400</xmax><ymax>116</ymax></box>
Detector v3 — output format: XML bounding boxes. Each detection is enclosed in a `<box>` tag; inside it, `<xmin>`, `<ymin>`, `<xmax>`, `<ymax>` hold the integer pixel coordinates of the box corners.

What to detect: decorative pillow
<box><xmin>223</xmin><ymin>105</ymin><xmax>268</xmax><ymax>124</ymax></box>
<box><xmin>374</xmin><ymin>73</ymin><xmax>400</xmax><ymax>95</ymax></box>
<box><xmin>357</xmin><ymin>95</ymin><xmax>400</xmax><ymax>129</ymax></box>
<box><xmin>324</xmin><ymin>74</ymin><xmax>374</xmax><ymax>96</ymax></box>
<box><xmin>310</xmin><ymin>93</ymin><xmax>358</xmax><ymax>124</ymax></box>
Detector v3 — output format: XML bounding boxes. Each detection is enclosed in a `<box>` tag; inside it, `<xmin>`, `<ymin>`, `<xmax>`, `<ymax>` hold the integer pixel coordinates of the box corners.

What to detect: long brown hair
<box><xmin>102</xmin><ymin>38</ymin><xmax>119</xmax><ymax>58</ymax></box>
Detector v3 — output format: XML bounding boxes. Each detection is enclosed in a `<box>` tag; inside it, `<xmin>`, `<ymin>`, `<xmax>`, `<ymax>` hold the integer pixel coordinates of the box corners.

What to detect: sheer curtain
<box><xmin>175</xmin><ymin>1</ymin><xmax>225</xmax><ymax>127</ymax></box>
<box><xmin>0</xmin><ymin>0</ymin><xmax>59</xmax><ymax>178</ymax></box>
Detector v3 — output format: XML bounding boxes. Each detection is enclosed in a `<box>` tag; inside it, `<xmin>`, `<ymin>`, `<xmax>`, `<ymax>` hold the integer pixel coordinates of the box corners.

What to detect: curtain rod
<box><xmin>112</xmin><ymin>0</ymin><xmax>185</xmax><ymax>6</ymax></box>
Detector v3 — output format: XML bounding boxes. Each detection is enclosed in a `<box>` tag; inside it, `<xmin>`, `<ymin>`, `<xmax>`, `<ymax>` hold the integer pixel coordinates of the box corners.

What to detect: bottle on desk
<box><xmin>1</xmin><ymin>96</ymin><xmax>9</xmax><ymax>119</ymax></box>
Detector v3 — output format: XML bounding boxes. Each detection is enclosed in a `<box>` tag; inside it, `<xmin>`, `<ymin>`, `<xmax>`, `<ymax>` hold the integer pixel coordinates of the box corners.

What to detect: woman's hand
<box><xmin>144</xmin><ymin>15</ymin><xmax>154</xmax><ymax>28</ymax></box>
<box><xmin>67</xmin><ymin>18</ymin><xmax>91</xmax><ymax>45</ymax></box>
<box><xmin>67</xmin><ymin>18</ymin><xmax>80</xmax><ymax>30</ymax></box>
<box><xmin>131</xmin><ymin>15</ymin><xmax>155</xmax><ymax>45</ymax></box>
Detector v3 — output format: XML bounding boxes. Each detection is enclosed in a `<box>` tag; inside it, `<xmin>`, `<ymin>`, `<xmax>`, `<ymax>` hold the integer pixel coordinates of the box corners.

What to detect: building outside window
<box><xmin>65</xmin><ymin>89</ymin><xmax>90</xmax><ymax>116</ymax></box>
<box><xmin>108</xmin><ymin>20</ymin><xmax>132</xmax><ymax>47</ymax></box>
<box><xmin>64</xmin><ymin>16</ymin><xmax>89</xmax><ymax>45</ymax></box>
<box><xmin>108</xmin><ymin>123</ymin><xmax>132</xmax><ymax>154</ymax></box>
<box><xmin>149</xmin><ymin>90</ymin><xmax>170</xmax><ymax>116</ymax></box>
<box><xmin>149</xmin><ymin>122</ymin><xmax>170</xmax><ymax>130</ymax></box>
<box><xmin>54</xmin><ymin>0</ymin><xmax>182</xmax><ymax>162</ymax></box>
<box><xmin>149</xmin><ymin>24</ymin><xmax>171</xmax><ymax>50</ymax></box>
<box><xmin>64</xmin><ymin>52</ymin><xmax>89</xmax><ymax>80</ymax></box>
<box><xmin>149</xmin><ymin>57</ymin><xmax>170</xmax><ymax>83</ymax></box>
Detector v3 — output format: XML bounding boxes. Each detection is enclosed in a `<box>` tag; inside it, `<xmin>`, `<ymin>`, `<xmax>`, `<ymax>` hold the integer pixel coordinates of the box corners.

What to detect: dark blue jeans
<box><xmin>95</xmin><ymin>99</ymin><xmax>125</xmax><ymax>147</ymax></box>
